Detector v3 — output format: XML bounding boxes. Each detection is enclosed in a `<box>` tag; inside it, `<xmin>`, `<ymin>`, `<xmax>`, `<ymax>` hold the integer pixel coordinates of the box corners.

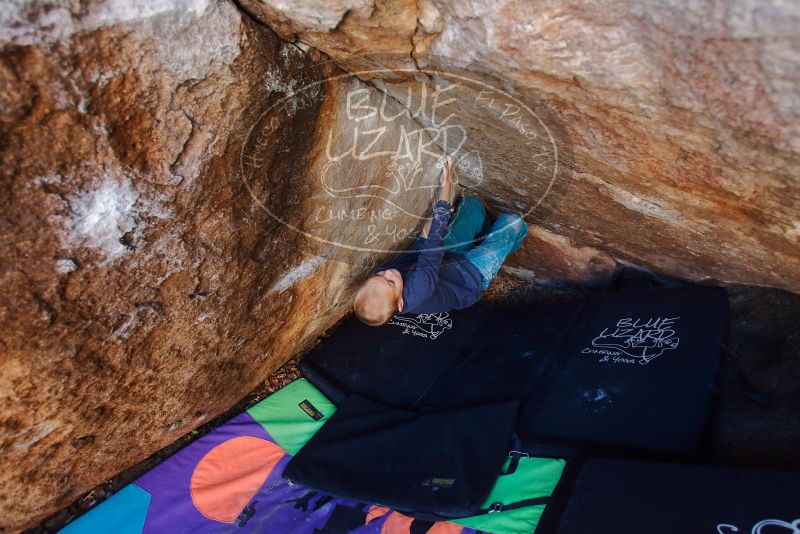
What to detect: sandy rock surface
<box><xmin>241</xmin><ymin>0</ymin><xmax>800</xmax><ymax>291</ymax></box>
<box><xmin>2</xmin><ymin>0</ymin><xmax>800</xmax><ymax>530</ymax></box>
<box><xmin>0</xmin><ymin>1</ymin><xmax>435</xmax><ymax>529</ymax></box>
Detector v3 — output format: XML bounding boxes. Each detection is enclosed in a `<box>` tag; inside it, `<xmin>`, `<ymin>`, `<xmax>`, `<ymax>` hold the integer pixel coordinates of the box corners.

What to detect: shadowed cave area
<box><xmin>1</xmin><ymin>1</ymin><xmax>799</xmax><ymax>532</ymax></box>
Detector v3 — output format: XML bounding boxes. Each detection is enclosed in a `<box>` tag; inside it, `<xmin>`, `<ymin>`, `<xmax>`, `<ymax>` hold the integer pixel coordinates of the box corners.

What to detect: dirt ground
<box><xmin>33</xmin><ymin>272</ymin><xmax>800</xmax><ymax>532</ymax></box>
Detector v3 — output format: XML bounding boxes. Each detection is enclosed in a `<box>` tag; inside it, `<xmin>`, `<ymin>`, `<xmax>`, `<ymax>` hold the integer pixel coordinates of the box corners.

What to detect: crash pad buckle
<box><xmin>488</xmin><ymin>502</ymin><xmax>504</xmax><ymax>513</ymax></box>
<box><xmin>500</xmin><ymin>450</ymin><xmax>530</xmax><ymax>476</ymax></box>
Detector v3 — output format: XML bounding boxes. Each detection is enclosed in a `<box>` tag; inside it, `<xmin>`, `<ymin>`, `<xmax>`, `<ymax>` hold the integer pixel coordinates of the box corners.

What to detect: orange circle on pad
<box><xmin>190</xmin><ymin>436</ymin><xmax>284</xmax><ymax>523</ymax></box>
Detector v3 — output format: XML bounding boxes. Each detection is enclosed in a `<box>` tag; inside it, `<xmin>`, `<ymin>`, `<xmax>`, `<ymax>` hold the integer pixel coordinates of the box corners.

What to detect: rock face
<box><xmin>0</xmin><ymin>1</ymin><xmax>441</xmax><ymax>530</ymax></box>
<box><xmin>241</xmin><ymin>0</ymin><xmax>800</xmax><ymax>292</ymax></box>
<box><xmin>1</xmin><ymin>0</ymin><xmax>799</xmax><ymax>531</ymax></box>
<box><xmin>504</xmin><ymin>227</ymin><xmax>619</xmax><ymax>287</ymax></box>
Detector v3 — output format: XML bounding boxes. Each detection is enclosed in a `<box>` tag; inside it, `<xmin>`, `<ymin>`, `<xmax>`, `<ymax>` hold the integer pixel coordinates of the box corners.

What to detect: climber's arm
<box><xmin>419</xmin><ymin>157</ymin><xmax>453</xmax><ymax>239</ymax></box>
<box><xmin>399</xmin><ymin>158</ymin><xmax>454</xmax><ymax>311</ymax></box>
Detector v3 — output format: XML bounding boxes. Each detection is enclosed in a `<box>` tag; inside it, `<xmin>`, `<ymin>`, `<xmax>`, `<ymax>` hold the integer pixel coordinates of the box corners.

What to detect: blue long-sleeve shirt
<box><xmin>379</xmin><ymin>200</ymin><xmax>483</xmax><ymax>314</ymax></box>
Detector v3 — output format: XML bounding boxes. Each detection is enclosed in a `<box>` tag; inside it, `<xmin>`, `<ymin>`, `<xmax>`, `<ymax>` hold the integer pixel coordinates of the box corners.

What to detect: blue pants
<box><xmin>444</xmin><ymin>196</ymin><xmax>528</xmax><ymax>290</ymax></box>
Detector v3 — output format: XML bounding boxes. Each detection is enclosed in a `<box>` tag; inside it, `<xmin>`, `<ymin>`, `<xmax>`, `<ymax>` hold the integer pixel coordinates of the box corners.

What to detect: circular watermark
<box><xmin>239</xmin><ymin>53</ymin><xmax>572</xmax><ymax>262</ymax></box>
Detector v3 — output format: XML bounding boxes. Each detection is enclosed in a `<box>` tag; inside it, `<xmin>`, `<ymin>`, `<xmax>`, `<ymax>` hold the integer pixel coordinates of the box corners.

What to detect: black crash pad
<box><xmin>519</xmin><ymin>286</ymin><xmax>729</xmax><ymax>458</ymax></box>
<box><xmin>284</xmin><ymin>394</ymin><xmax>519</xmax><ymax>518</ymax></box>
<box><xmin>299</xmin><ymin>287</ymin><xmax>729</xmax><ymax>459</ymax></box>
<box><xmin>554</xmin><ymin>458</ymin><xmax>800</xmax><ymax>534</ymax></box>
<box><xmin>300</xmin><ymin>303</ymin><xmax>495</xmax><ymax>408</ymax></box>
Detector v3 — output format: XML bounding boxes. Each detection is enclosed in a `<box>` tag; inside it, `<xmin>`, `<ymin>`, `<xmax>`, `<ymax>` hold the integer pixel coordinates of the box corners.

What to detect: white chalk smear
<box><xmin>196</xmin><ymin>312</ymin><xmax>214</xmax><ymax>323</ymax></box>
<box><xmin>1</xmin><ymin>0</ymin><xmax>211</xmax><ymax>46</ymax></box>
<box><xmin>263</xmin><ymin>67</ymin><xmax>298</xmax><ymax>95</ymax></box>
<box><xmin>55</xmin><ymin>258</ymin><xmax>77</xmax><ymax>273</ymax></box>
<box><xmin>12</xmin><ymin>421</ymin><xmax>56</xmax><ymax>450</ymax></box>
<box><xmin>583</xmin><ymin>388</ymin><xmax>609</xmax><ymax>402</ymax></box>
<box><xmin>269</xmin><ymin>256</ymin><xmax>325</xmax><ymax>293</ymax></box>
<box><xmin>785</xmin><ymin>220</ymin><xmax>800</xmax><ymax>240</ymax></box>
<box><xmin>67</xmin><ymin>176</ymin><xmax>138</xmax><ymax>263</ymax></box>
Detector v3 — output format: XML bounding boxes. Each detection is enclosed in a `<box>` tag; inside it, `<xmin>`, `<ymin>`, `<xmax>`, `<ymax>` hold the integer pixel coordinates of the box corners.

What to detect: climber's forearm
<box><xmin>437</xmin><ymin>174</ymin><xmax>452</xmax><ymax>203</ymax></box>
<box><xmin>420</xmin><ymin>216</ymin><xmax>433</xmax><ymax>238</ymax></box>
<box><xmin>438</xmin><ymin>156</ymin><xmax>453</xmax><ymax>202</ymax></box>
<box><xmin>420</xmin><ymin>156</ymin><xmax>454</xmax><ymax>238</ymax></box>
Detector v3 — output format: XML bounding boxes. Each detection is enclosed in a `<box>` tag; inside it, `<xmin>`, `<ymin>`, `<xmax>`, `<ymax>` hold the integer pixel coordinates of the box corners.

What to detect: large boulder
<box><xmin>2</xmin><ymin>0</ymin><xmax>799</xmax><ymax>530</ymax></box>
<box><xmin>0</xmin><ymin>1</ymin><xmax>441</xmax><ymax>529</ymax></box>
<box><xmin>240</xmin><ymin>0</ymin><xmax>800</xmax><ymax>292</ymax></box>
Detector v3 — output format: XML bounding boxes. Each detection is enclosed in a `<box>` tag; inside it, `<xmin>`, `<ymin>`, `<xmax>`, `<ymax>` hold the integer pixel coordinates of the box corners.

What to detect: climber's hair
<box><xmin>353</xmin><ymin>278</ymin><xmax>396</xmax><ymax>326</ymax></box>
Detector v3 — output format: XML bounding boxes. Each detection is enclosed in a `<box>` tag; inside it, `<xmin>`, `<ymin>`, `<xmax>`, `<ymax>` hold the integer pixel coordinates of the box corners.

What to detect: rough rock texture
<box><xmin>0</xmin><ymin>1</ymin><xmax>438</xmax><ymax>530</ymax></box>
<box><xmin>503</xmin><ymin>226</ymin><xmax>619</xmax><ymax>287</ymax></box>
<box><xmin>2</xmin><ymin>0</ymin><xmax>800</xmax><ymax>531</ymax></box>
<box><xmin>240</xmin><ymin>0</ymin><xmax>800</xmax><ymax>292</ymax></box>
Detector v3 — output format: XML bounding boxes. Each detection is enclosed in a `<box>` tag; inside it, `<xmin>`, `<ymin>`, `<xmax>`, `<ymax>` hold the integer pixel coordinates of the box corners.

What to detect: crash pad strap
<box><xmin>476</xmin><ymin>496</ymin><xmax>551</xmax><ymax>515</ymax></box>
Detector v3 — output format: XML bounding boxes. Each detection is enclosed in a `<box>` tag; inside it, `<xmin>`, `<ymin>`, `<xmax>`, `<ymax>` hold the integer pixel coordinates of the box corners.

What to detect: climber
<box><xmin>353</xmin><ymin>156</ymin><xmax>529</xmax><ymax>325</ymax></box>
